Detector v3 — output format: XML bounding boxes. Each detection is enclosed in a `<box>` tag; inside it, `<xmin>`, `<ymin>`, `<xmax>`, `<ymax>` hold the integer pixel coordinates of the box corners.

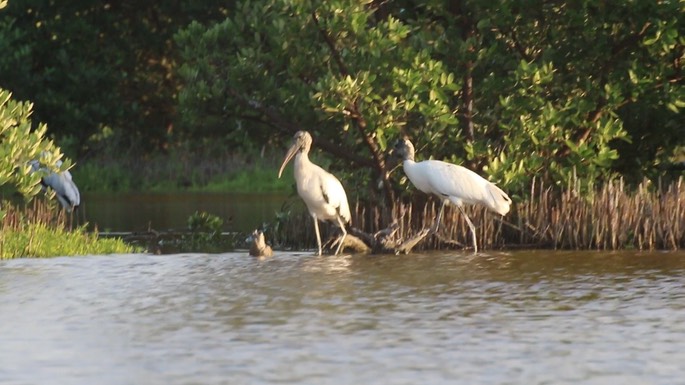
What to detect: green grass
<box><xmin>1</xmin><ymin>200</ymin><xmax>139</xmax><ymax>259</ymax></box>
<box><xmin>71</xmin><ymin>162</ymin><xmax>135</xmax><ymax>192</ymax></box>
<box><xmin>0</xmin><ymin>223</ymin><xmax>137</xmax><ymax>259</ymax></box>
<box><xmin>71</xmin><ymin>150</ymin><xmax>293</xmax><ymax>193</ymax></box>
<box><xmin>189</xmin><ymin>167</ymin><xmax>293</xmax><ymax>193</ymax></box>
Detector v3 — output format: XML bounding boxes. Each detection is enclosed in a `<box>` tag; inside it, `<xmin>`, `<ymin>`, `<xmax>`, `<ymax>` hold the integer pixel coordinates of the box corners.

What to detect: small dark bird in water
<box><xmin>248</xmin><ymin>229</ymin><xmax>273</xmax><ymax>257</ymax></box>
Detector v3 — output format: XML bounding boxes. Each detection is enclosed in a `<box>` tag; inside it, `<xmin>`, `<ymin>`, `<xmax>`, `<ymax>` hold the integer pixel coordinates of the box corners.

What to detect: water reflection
<box><xmin>80</xmin><ymin>192</ymin><xmax>292</xmax><ymax>233</ymax></box>
<box><xmin>1</xmin><ymin>251</ymin><xmax>685</xmax><ymax>384</ymax></box>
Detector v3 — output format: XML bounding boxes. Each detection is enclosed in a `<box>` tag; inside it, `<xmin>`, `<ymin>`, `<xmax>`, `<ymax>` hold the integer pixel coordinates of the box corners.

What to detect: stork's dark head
<box><xmin>392</xmin><ymin>138</ymin><xmax>416</xmax><ymax>162</ymax></box>
<box><xmin>278</xmin><ymin>131</ymin><xmax>313</xmax><ymax>178</ymax></box>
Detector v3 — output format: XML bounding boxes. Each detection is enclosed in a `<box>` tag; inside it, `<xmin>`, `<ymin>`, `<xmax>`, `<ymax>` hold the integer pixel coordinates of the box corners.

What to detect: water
<box><xmin>79</xmin><ymin>192</ymin><xmax>293</xmax><ymax>233</ymax></box>
<box><xmin>1</xmin><ymin>250</ymin><xmax>685</xmax><ymax>384</ymax></box>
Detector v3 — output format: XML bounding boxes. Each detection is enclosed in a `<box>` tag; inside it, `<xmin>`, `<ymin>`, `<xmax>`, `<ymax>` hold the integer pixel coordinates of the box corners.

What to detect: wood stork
<box><xmin>393</xmin><ymin>138</ymin><xmax>511</xmax><ymax>253</ymax></box>
<box><xmin>278</xmin><ymin>131</ymin><xmax>351</xmax><ymax>256</ymax></box>
<box><xmin>248</xmin><ymin>229</ymin><xmax>273</xmax><ymax>257</ymax></box>
<box><xmin>29</xmin><ymin>159</ymin><xmax>81</xmax><ymax>212</ymax></box>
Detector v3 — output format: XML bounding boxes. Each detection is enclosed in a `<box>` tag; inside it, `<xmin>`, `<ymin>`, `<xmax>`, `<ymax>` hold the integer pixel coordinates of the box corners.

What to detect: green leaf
<box><xmin>628</xmin><ymin>69</ymin><xmax>638</xmax><ymax>84</ymax></box>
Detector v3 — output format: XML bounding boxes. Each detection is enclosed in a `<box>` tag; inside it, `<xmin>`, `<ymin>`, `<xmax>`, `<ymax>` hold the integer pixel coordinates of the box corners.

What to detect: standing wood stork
<box><xmin>278</xmin><ymin>131</ymin><xmax>351</xmax><ymax>256</ymax></box>
<box><xmin>393</xmin><ymin>138</ymin><xmax>511</xmax><ymax>253</ymax></box>
<box><xmin>29</xmin><ymin>159</ymin><xmax>81</xmax><ymax>212</ymax></box>
<box><xmin>248</xmin><ymin>229</ymin><xmax>273</xmax><ymax>257</ymax></box>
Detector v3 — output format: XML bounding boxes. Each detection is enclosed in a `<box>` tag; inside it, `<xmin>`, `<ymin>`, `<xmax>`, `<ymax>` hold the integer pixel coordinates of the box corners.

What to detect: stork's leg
<box><xmin>333</xmin><ymin>217</ymin><xmax>347</xmax><ymax>255</ymax></box>
<box><xmin>313</xmin><ymin>216</ymin><xmax>323</xmax><ymax>256</ymax></box>
<box><xmin>457</xmin><ymin>205</ymin><xmax>478</xmax><ymax>253</ymax></box>
<box><xmin>430</xmin><ymin>200</ymin><xmax>448</xmax><ymax>234</ymax></box>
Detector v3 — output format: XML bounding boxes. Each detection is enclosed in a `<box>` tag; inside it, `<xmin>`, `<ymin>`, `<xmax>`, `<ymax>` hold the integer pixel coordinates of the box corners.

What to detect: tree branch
<box><xmin>310</xmin><ymin>9</ymin><xmax>396</xmax><ymax>208</ymax></box>
<box><xmin>501</xmin><ymin>28</ymin><xmax>536</xmax><ymax>62</ymax></box>
<box><xmin>311</xmin><ymin>11</ymin><xmax>350</xmax><ymax>77</ymax></box>
<box><xmin>556</xmin><ymin>22</ymin><xmax>655</xmax><ymax>158</ymax></box>
<box><xmin>225</xmin><ymin>88</ymin><xmax>374</xmax><ymax>168</ymax></box>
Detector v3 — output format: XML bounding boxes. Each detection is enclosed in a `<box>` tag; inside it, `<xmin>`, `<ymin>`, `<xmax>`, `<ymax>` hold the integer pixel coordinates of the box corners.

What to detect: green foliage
<box><xmin>472</xmin><ymin>1</ymin><xmax>684</xmax><ymax>190</ymax></box>
<box><xmin>180</xmin><ymin>211</ymin><xmax>234</xmax><ymax>253</ymax></box>
<box><xmin>174</xmin><ymin>0</ymin><xmax>465</xmax><ymax>203</ymax></box>
<box><xmin>72</xmin><ymin>161</ymin><xmax>134</xmax><ymax>192</ymax></box>
<box><xmin>71</xmin><ymin>146</ymin><xmax>290</xmax><ymax>193</ymax></box>
<box><xmin>0</xmin><ymin>0</ymin><xmax>231</xmax><ymax>153</ymax></box>
<box><xmin>0</xmin><ymin>88</ymin><xmax>70</xmax><ymax>204</ymax></box>
<box><xmin>0</xmin><ymin>200</ymin><xmax>136</xmax><ymax>258</ymax></box>
<box><xmin>0</xmin><ymin>223</ymin><xmax>136</xmax><ymax>258</ymax></box>
<box><xmin>1</xmin><ymin>0</ymin><xmax>682</xmax><ymax>199</ymax></box>
<box><xmin>175</xmin><ymin>0</ymin><xmax>684</xmax><ymax>201</ymax></box>
<box><xmin>490</xmin><ymin>61</ymin><xmax>627</xmax><ymax>192</ymax></box>
<box><xmin>196</xmin><ymin>166</ymin><xmax>292</xmax><ymax>193</ymax></box>
<box><xmin>187</xmin><ymin>210</ymin><xmax>223</xmax><ymax>234</ymax></box>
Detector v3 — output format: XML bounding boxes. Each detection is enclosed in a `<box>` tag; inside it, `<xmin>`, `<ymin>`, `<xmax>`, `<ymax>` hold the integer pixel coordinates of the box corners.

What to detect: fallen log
<box><xmin>323</xmin><ymin>222</ymin><xmax>433</xmax><ymax>255</ymax></box>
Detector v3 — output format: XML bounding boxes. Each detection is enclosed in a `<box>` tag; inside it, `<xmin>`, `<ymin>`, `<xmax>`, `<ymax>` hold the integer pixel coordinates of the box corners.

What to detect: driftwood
<box><xmin>101</xmin><ymin>219</ymin><xmax>466</xmax><ymax>255</ymax></box>
<box><xmin>322</xmin><ymin>222</ymin><xmax>434</xmax><ymax>255</ymax></box>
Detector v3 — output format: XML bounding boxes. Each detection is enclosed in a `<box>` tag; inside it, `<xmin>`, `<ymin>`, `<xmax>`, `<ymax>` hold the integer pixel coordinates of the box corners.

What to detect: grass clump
<box><xmin>1</xmin><ymin>224</ymin><xmax>136</xmax><ymax>259</ymax></box>
<box><xmin>1</xmin><ymin>200</ymin><xmax>137</xmax><ymax>259</ymax></box>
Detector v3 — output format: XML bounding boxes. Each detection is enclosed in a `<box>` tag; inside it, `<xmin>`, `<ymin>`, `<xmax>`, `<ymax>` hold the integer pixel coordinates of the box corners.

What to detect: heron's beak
<box><xmin>278</xmin><ymin>143</ymin><xmax>299</xmax><ymax>178</ymax></box>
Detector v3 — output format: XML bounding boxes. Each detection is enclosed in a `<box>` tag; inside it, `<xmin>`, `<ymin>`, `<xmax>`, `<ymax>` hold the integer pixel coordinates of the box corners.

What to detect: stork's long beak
<box><xmin>278</xmin><ymin>143</ymin><xmax>299</xmax><ymax>178</ymax></box>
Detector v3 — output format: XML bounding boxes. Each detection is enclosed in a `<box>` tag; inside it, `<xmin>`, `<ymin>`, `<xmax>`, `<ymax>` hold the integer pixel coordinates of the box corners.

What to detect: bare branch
<box><xmin>225</xmin><ymin>87</ymin><xmax>374</xmax><ymax>168</ymax></box>
<box><xmin>311</xmin><ymin>11</ymin><xmax>350</xmax><ymax>77</ymax></box>
<box><xmin>310</xmin><ymin>9</ymin><xmax>395</xmax><ymax>208</ymax></box>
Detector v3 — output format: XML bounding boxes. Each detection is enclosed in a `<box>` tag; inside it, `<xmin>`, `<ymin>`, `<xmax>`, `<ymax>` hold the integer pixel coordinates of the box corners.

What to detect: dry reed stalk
<box><xmin>276</xmin><ymin>176</ymin><xmax>685</xmax><ymax>251</ymax></box>
<box><xmin>2</xmin><ymin>200</ymin><xmax>68</xmax><ymax>231</ymax></box>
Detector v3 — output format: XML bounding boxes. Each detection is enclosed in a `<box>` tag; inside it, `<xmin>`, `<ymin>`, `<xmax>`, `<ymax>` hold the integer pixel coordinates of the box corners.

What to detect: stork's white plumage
<box><xmin>278</xmin><ymin>131</ymin><xmax>351</xmax><ymax>255</ymax></box>
<box><xmin>29</xmin><ymin>159</ymin><xmax>81</xmax><ymax>212</ymax></box>
<box><xmin>394</xmin><ymin>139</ymin><xmax>511</xmax><ymax>252</ymax></box>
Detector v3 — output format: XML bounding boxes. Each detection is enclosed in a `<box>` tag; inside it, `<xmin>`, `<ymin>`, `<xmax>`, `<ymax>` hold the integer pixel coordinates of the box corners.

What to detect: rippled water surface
<box><xmin>2</xmin><ymin>250</ymin><xmax>685</xmax><ymax>384</ymax></box>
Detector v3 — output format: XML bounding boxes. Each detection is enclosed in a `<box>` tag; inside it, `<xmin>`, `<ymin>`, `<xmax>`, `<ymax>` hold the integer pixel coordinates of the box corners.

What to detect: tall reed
<box><xmin>2</xmin><ymin>199</ymin><xmax>68</xmax><ymax>231</ymax></box>
<box><xmin>515</xmin><ymin>176</ymin><xmax>684</xmax><ymax>250</ymax></box>
<box><xmin>1</xmin><ymin>200</ymin><xmax>135</xmax><ymax>258</ymax></box>
<box><xmin>275</xmin><ymin>176</ymin><xmax>685</xmax><ymax>251</ymax></box>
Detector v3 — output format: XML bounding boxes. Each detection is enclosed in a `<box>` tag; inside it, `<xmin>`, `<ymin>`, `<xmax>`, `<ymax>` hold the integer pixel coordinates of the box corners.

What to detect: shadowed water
<box><xmin>79</xmin><ymin>192</ymin><xmax>291</xmax><ymax>233</ymax></box>
<box><xmin>1</xmin><ymin>250</ymin><xmax>685</xmax><ymax>384</ymax></box>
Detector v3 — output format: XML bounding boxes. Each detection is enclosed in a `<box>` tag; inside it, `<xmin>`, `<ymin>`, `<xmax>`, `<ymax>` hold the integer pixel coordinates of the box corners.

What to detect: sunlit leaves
<box><xmin>0</xmin><ymin>89</ymin><xmax>66</xmax><ymax>205</ymax></box>
<box><xmin>175</xmin><ymin>0</ymin><xmax>683</xmax><ymax>196</ymax></box>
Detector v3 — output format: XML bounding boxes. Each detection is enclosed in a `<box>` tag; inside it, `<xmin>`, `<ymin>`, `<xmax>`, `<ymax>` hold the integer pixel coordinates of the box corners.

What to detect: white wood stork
<box><xmin>248</xmin><ymin>229</ymin><xmax>273</xmax><ymax>257</ymax></box>
<box><xmin>29</xmin><ymin>159</ymin><xmax>81</xmax><ymax>212</ymax></box>
<box><xmin>393</xmin><ymin>138</ymin><xmax>511</xmax><ymax>253</ymax></box>
<box><xmin>278</xmin><ymin>131</ymin><xmax>351</xmax><ymax>256</ymax></box>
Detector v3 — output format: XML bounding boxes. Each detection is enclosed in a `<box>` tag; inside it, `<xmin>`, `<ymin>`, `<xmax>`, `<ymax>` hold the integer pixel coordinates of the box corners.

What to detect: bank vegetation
<box><xmin>0</xmin><ymin>1</ymin><xmax>683</xmax><ymax>253</ymax></box>
<box><xmin>0</xmin><ymin>200</ymin><xmax>136</xmax><ymax>259</ymax></box>
<box><xmin>273</xmin><ymin>176</ymin><xmax>684</xmax><ymax>252</ymax></box>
